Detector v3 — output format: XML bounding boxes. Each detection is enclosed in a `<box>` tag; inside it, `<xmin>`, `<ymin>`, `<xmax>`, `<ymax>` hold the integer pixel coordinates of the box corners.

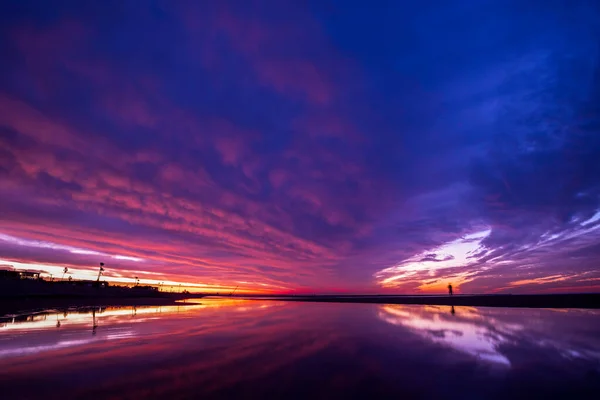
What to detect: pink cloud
<box><xmin>183</xmin><ymin>4</ymin><xmax>337</xmax><ymax>106</ymax></box>
<box><xmin>268</xmin><ymin>169</ymin><xmax>288</xmax><ymax>189</ymax></box>
<box><xmin>253</xmin><ymin>58</ymin><xmax>332</xmax><ymax>105</ymax></box>
<box><xmin>294</xmin><ymin>113</ymin><xmax>362</xmax><ymax>140</ymax></box>
<box><xmin>214</xmin><ymin>136</ymin><xmax>246</xmax><ymax>165</ymax></box>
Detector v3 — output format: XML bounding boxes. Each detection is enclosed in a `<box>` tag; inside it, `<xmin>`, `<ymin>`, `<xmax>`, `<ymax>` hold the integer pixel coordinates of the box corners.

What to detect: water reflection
<box><xmin>1</xmin><ymin>300</ymin><xmax>599</xmax><ymax>399</ymax></box>
<box><xmin>378</xmin><ymin>304</ymin><xmax>600</xmax><ymax>367</ymax></box>
<box><xmin>0</xmin><ymin>299</ymin><xmax>279</xmax><ymax>359</ymax></box>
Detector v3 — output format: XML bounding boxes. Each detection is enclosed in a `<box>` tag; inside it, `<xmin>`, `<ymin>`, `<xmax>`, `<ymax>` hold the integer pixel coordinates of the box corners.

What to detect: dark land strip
<box><xmin>239</xmin><ymin>293</ymin><xmax>600</xmax><ymax>309</ymax></box>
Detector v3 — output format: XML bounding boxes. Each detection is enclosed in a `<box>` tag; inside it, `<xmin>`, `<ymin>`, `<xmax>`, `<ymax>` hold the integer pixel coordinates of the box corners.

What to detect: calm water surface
<box><xmin>1</xmin><ymin>299</ymin><xmax>599</xmax><ymax>399</ymax></box>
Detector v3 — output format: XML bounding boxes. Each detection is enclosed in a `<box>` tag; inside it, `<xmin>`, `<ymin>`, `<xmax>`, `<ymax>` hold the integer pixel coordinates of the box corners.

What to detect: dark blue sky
<box><xmin>1</xmin><ymin>0</ymin><xmax>599</xmax><ymax>293</ymax></box>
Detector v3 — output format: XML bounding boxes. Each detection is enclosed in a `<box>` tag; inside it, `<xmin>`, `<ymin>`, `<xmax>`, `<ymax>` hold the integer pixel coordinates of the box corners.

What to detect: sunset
<box><xmin>2</xmin><ymin>1</ymin><xmax>598</xmax><ymax>296</ymax></box>
<box><xmin>1</xmin><ymin>1</ymin><xmax>599</xmax><ymax>398</ymax></box>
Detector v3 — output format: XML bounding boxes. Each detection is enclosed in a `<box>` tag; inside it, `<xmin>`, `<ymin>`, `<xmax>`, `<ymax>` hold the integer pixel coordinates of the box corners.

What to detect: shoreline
<box><xmin>1</xmin><ymin>293</ymin><xmax>599</xmax><ymax>317</ymax></box>
<box><xmin>241</xmin><ymin>293</ymin><xmax>600</xmax><ymax>309</ymax></box>
<box><xmin>0</xmin><ymin>295</ymin><xmax>196</xmax><ymax>317</ymax></box>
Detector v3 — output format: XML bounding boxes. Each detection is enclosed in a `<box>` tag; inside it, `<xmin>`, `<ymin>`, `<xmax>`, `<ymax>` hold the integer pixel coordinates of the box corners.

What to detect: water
<box><xmin>1</xmin><ymin>299</ymin><xmax>599</xmax><ymax>399</ymax></box>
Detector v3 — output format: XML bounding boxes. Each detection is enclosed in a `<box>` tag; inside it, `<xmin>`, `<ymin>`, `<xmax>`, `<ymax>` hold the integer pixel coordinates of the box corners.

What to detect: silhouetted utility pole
<box><xmin>92</xmin><ymin>309</ymin><xmax>98</xmax><ymax>335</ymax></box>
<box><xmin>97</xmin><ymin>262</ymin><xmax>105</xmax><ymax>283</ymax></box>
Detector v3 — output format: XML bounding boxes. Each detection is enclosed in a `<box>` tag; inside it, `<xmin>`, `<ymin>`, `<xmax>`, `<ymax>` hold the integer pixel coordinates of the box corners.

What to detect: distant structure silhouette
<box><xmin>448</xmin><ymin>284</ymin><xmax>453</xmax><ymax>296</ymax></box>
<box><xmin>92</xmin><ymin>309</ymin><xmax>98</xmax><ymax>335</ymax></box>
<box><xmin>96</xmin><ymin>262</ymin><xmax>105</xmax><ymax>283</ymax></box>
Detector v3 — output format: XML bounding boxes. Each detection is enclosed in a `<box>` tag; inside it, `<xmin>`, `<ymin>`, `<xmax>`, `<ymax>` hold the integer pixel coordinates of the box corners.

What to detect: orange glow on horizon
<box><xmin>0</xmin><ymin>259</ymin><xmax>282</xmax><ymax>295</ymax></box>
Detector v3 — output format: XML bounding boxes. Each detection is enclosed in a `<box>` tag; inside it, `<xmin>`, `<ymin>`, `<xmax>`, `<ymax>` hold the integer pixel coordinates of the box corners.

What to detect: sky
<box><xmin>1</xmin><ymin>0</ymin><xmax>600</xmax><ymax>294</ymax></box>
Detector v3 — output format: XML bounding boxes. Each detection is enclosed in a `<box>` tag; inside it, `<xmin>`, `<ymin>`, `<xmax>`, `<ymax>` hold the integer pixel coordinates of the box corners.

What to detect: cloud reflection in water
<box><xmin>378</xmin><ymin>305</ymin><xmax>600</xmax><ymax>368</ymax></box>
<box><xmin>1</xmin><ymin>301</ymin><xmax>599</xmax><ymax>399</ymax></box>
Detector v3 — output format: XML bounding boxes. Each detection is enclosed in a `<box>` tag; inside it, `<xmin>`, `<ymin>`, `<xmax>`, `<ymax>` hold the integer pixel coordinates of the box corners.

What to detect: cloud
<box><xmin>1</xmin><ymin>1</ymin><xmax>599</xmax><ymax>293</ymax></box>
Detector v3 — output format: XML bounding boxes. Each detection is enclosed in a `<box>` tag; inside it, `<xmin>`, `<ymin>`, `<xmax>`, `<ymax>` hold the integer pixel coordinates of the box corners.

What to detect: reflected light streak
<box><xmin>379</xmin><ymin>305</ymin><xmax>514</xmax><ymax>366</ymax></box>
<box><xmin>0</xmin><ymin>340</ymin><xmax>93</xmax><ymax>358</ymax></box>
<box><xmin>0</xmin><ymin>300</ymin><xmax>284</xmax><ymax>359</ymax></box>
<box><xmin>378</xmin><ymin>305</ymin><xmax>600</xmax><ymax>367</ymax></box>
